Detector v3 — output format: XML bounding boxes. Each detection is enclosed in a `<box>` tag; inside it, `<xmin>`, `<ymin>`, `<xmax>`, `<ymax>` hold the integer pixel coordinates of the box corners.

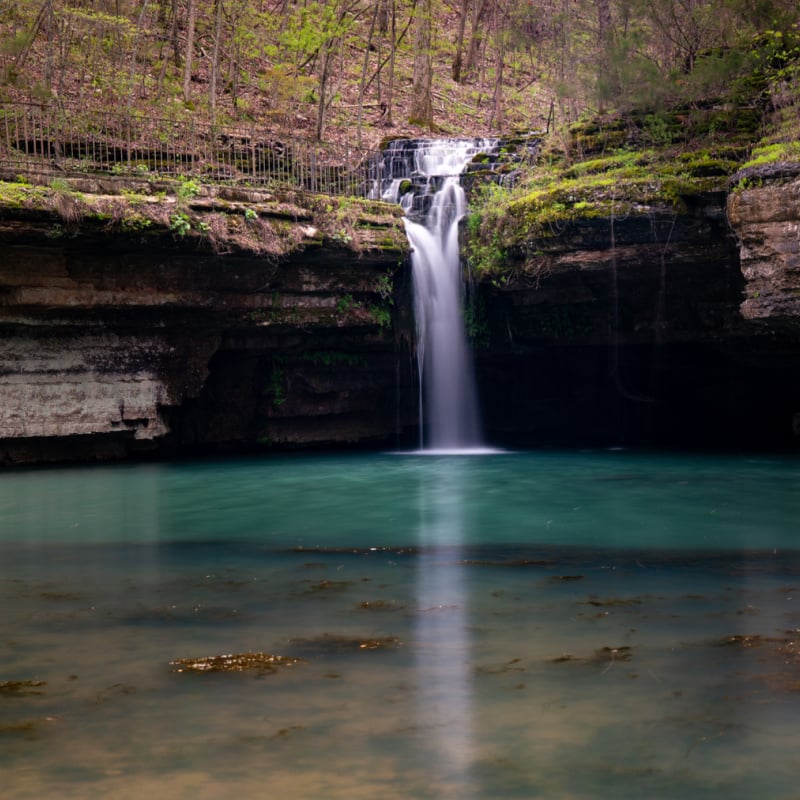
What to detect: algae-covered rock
<box><xmin>170</xmin><ymin>652</ymin><xmax>306</xmax><ymax>673</ymax></box>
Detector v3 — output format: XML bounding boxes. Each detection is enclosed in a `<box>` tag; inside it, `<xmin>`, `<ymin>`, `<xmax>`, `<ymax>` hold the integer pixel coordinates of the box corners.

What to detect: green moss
<box><xmin>0</xmin><ymin>180</ymin><xmax>38</xmax><ymax>208</ymax></box>
<box><xmin>466</xmin><ymin>117</ymin><xmax>752</xmax><ymax>276</ymax></box>
<box><xmin>741</xmin><ymin>140</ymin><xmax>800</xmax><ymax>169</ymax></box>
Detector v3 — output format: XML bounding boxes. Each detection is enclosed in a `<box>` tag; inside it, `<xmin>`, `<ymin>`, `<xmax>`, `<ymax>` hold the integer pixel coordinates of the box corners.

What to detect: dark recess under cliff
<box><xmin>473</xmin><ymin>192</ymin><xmax>800</xmax><ymax>451</ymax></box>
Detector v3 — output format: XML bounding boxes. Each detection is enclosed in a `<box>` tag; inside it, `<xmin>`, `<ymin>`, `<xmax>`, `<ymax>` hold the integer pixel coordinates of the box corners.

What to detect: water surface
<box><xmin>2</xmin><ymin>450</ymin><xmax>800</xmax><ymax>798</ymax></box>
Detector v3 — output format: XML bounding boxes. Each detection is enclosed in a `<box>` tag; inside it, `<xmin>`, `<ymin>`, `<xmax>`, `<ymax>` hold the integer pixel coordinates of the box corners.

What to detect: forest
<box><xmin>1</xmin><ymin>0</ymin><xmax>798</xmax><ymax>153</ymax></box>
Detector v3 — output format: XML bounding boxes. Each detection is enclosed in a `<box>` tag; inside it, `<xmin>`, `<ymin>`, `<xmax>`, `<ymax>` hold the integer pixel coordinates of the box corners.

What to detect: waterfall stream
<box><xmin>377</xmin><ymin>139</ymin><xmax>499</xmax><ymax>451</ymax></box>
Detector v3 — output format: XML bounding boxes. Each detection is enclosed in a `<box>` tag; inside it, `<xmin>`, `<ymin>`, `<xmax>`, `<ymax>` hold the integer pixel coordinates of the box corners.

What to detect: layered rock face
<box><xmin>3</xmin><ymin>166</ymin><xmax>800</xmax><ymax>463</ymax></box>
<box><xmin>473</xmin><ymin>188</ymin><xmax>800</xmax><ymax>449</ymax></box>
<box><xmin>727</xmin><ymin>169</ymin><xmax>800</xmax><ymax>327</ymax></box>
<box><xmin>0</xmin><ymin>203</ymin><xmax>413</xmax><ymax>464</ymax></box>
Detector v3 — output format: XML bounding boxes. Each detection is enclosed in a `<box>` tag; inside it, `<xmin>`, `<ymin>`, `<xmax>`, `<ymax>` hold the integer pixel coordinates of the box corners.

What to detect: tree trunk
<box><xmin>597</xmin><ymin>0</ymin><xmax>613</xmax><ymax>110</ymax></box>
<box><xmin>357</xmin><ymin>2</ymin><xmax>380</xmax><ymax>147</ymax></box>
<box><xmin>182</xmin><ymin>0</ymin><xmax>197</xmax><ymax>103</ymax></box>
<box><xmin>409</xmin><ymin>0</ymin><xmax>433</xmax><ymax>128</ymax></box>
<box><xmin>463</xmin><ymin>0</ymin><xmax>487</xmax><ymax>78</ymax></box>
<box><xmin>452</xmin><ymin>0</ymin><xmax>469</xmax><ymax>82</ymax></box>
<box><xmin>384</xmin><ymin>0</ymin><xmax>396</xmax><ymax>126</ymax></box>
<box><xmin>490</xmin><ymin>24</ymin><xmax>505</xmax><ymax>129</ymax></box>
<box><xmin>210</xmin><ymin>0</ymin><xmax>224</xmax><ymax>120</ymax></box>
<box><xmin>315</xmin><ymin>40</ymin><xmax>334</xmax><ymax>141</ymax></box>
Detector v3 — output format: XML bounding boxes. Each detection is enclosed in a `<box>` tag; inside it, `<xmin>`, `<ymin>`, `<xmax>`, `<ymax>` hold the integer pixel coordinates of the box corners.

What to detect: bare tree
<box><xmin>409</xmin><ymin>0</ymin><xmax>433</xmax><ymax>127</ymax></box>
<box><xmin>182</xmin><ymin>0</ymin><xmax>197</xmax><ymax>103</ymax></box>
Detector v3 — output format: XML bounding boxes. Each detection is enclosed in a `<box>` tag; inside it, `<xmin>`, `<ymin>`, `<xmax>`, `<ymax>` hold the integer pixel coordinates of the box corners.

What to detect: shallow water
<box><xmin>2</xmin><ymin>450</ymin><xmax>800</xmax><ymax>799</ymax></box>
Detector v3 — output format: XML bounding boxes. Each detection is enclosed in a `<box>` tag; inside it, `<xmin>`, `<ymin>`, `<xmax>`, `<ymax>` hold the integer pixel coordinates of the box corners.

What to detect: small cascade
<box><xmin>376</xmin><ymin>139</ymin><xmax>500</xmax><ymax>451</ymax></box>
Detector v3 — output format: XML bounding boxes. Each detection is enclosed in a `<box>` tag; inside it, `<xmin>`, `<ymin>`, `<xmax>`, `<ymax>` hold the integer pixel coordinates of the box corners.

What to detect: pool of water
<box><xmin>2</xmin><ymin>450</ymin><xmax>800</xmax><ymax>798</ymax></box>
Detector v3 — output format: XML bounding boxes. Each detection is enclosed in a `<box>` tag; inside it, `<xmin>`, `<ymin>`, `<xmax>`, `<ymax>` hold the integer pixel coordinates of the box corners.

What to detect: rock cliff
<box><xmin>2</xmin><ymin>159</ymin><xmax>800</xmax><ymax>464</ymax></box>
<box><xmin>727</xmin><ymin>165</ymin><xmax>800</xmax><ymax>327</ymax></box>
<box><xmin>472</xmin><ymin>181</ymin><xmax>800</xmax><ymax>449</ymax></box>
<box><xmin>0</xmin><ymin>178</ymin><xmax>413</xmax><ymax>464</ymax></box>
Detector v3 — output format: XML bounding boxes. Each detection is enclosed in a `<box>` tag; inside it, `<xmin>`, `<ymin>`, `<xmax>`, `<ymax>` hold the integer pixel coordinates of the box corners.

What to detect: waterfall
<box><xmin>377</xmin><ymin>139</ymin><xmax>499</xmax><ymax>452</ymax></box>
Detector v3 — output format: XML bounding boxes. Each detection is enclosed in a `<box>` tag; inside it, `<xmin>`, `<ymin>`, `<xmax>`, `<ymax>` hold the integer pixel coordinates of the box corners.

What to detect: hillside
<box><xmin>2</xmin><ymin>1</ymin><xmax>798</xmax><ymax>153</ymax></box>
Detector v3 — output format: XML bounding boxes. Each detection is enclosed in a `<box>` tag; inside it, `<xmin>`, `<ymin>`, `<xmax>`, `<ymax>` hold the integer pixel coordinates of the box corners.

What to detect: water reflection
<box><xmin>415</xmin><ymin>458</ymin><xmax>475</xmax><ymax>795</ymax></box>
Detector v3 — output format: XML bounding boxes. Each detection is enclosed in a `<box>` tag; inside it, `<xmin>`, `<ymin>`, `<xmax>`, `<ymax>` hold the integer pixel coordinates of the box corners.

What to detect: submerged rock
<box><xmin>170</xmin><ymin>652</ymin><xmax>305</xmax><ymax>674</ymax></box>
<box><xmin>0</xmin><ymin>680</ymin><xmax>46</xmax><ymax>696</ymax></box>
<box><xmin>288</xmin><ymin>633</ymin><xmax>403</xmax><ymax>655</ymax></box>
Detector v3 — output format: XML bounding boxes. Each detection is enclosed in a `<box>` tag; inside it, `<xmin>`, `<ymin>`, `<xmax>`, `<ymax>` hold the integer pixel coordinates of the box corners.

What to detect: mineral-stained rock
<box><xmin>170</xmin><ymin>652</ymin><xmax>306</xmax><ymax>673</ymax></box>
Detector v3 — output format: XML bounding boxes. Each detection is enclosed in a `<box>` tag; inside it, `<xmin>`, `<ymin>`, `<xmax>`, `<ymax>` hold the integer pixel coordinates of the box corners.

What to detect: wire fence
<box><xmin>0</xmin><ymin>102</ymin><xmax>383</xmax><ymax>197</ymax></box>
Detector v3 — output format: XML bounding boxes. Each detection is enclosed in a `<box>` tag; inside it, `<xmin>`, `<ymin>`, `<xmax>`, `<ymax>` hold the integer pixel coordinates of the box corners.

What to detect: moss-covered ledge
<box><xmin>0</xmin><ymin>173</ymin><xmax>408</xmax><ymax>258</ymax></box>
<box><xmin>465</xmin><ymin>141</ymin><xmax>743</xmax><ymax>282</ymax></box>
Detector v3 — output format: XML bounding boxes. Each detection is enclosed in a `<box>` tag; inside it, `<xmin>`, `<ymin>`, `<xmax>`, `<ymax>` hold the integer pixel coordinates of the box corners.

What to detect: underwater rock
<box><xmin>357</xmin><ymin>600</ymin><xmax>404</xmax><ymax>611</ymax></box>
<box><xmin>717</xmin><ymin>632</ymin><xmax>800</xmax><ymax>663</ymax></box>
<box><xmin>170</xmin><ymin>652</ymin><xmax>306</xmax><ymax>673</ymax></box>
<box><xmin>475</xmin><ymin>658</ymin><xmax>525</xmax><ymax>675</ymax></box>
<box><xmin>546</xmin><ymin>646</ymin><xmax>634</xmax><ymax>665</ymax></box>
<box><xmin>461</xmin><ymin>558</ymin><xmax>556</xmax><ymax>567</ymax></box>
<box><xmin>582</xmin><ymin>596</ymin><xmax>644</xmax><ymax>607</ymax></box>
<box><xmin>303</xmin><ymin>579</ymin><xmax>356</xmax><ymax>594</ymax></box>
<box><xmin>0</xmin><ymin>720</ymin><xmax>42</xmax><ymax>739</ymax></box>
<box><xmin>0</xmin><ymin>680</ymin><xmax>46</xmax><ymax>696</ymax></box>
<box><xmin>716</xmin><ymin>631</ymin><xmax>800</xmax><ymax>692</ymax></box>
<box><xmin>288</xmin><ymin>633</ymin><xmax>402</xmax><ymax>655</ymax></box>
<box><xmin>592</xmin><ymin>645</ymin><xmax>633</xmax><ymax>663</ymax></box>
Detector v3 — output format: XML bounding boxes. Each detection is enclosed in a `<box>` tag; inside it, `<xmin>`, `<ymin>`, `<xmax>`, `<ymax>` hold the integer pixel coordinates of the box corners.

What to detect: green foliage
<box><xmin>331</xmin><ymin>229</ymin><xmax>353</xmax><ymax>245</ymax></box>
<box><xmin>175</xmin><ymin>178</ymin><xmax>201</xmax><ymax>202</ymax></box>
<box><xmin>368</xmin><ymin>304</ymin><xmax>392</xmax><ymax>330</ymax></box>
<box><xmin>169</xmin><ymin>212</ymin><xmax>191</xmax><ymax>236</ymax></box>
<box><xmin>374</xmin><ymin>272</ymin><xmax>394</xmax><ymax>301</ymax></box>
<box><xmin>336</xmin><ymin>293</ymin><xmax>358</xmax><ymax>314</ymax></box>
<box><xmin>120</xmin><ymin>212</ymin><xmax>152</xmax><ymax>232</ymax></box>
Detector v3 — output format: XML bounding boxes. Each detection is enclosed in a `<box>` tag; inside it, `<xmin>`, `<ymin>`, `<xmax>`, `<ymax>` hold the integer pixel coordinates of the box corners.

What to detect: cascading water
<box><xmin>377</xmin><ymin>139</ymin><xmax>499</xmax><ymax>452</ymax></box>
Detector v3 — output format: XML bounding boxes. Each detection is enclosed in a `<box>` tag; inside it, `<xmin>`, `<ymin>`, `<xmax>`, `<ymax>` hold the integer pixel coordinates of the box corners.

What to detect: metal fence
<box><xmin>0</xmin><ymin>102</ymin><xmax>382</xmax><ymax>197</ymax></box>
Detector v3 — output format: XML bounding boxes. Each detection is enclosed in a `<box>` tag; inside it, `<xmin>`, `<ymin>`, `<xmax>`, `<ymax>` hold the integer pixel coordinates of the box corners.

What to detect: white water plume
<box><xmin>379</xmin><ymin>139</ymin><xmax>498</xmax><ymax>451</ymax></box>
